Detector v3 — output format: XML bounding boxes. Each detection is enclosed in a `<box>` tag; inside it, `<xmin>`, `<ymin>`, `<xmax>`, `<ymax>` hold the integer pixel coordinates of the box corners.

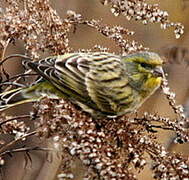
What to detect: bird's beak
<box><xmin>153</xmin><ymin>66</ymin><xmax>164</xmax><ymax>77</ymax></box>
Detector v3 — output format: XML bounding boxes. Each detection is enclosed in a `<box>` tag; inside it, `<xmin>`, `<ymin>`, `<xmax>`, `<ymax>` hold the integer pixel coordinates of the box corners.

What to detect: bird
<box><xmin>0</xmin><ymin>51</ymin><xmax>164</xmax><ymax>117</ymax></box>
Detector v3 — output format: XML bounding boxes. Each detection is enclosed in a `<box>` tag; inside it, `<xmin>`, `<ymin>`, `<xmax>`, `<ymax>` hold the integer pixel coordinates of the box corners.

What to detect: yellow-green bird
<box><xmin>0</xmin><ymin>52</ymin><xmax>164</xmax><ymax>117</ymax></box>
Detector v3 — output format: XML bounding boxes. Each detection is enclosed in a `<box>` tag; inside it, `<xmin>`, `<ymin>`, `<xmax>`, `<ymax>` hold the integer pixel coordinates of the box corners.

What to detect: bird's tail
<box><xmin>0</xmin><ymin>87</ymin><xmax>39</xmax><ymax>112</ymax></box>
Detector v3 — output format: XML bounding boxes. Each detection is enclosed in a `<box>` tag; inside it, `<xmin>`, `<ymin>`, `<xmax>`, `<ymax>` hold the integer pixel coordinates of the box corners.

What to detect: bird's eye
<box><xmin>140</xmin><ymin>63</ymin><xmax>147</xmax><ymax>68</ymax></box>
<box><xmin>140</xmin><ymin>63</ymin><xmax>153</xmax><ymax>69</ymax></box>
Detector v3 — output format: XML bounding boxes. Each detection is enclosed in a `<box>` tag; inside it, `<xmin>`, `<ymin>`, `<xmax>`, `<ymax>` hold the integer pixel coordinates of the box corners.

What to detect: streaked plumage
<box><xmin>0</xmin><ymin>52</ymin><xmax>164</xmax><ymax>117</ymax></box>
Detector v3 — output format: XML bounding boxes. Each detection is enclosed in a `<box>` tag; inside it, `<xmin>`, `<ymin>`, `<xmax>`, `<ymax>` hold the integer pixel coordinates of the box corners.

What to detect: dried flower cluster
<box><xmin>36</xmin><ymin>99</ymin><xmax>137</xmax><ymax>179</ymax></box>
<box><xmin>0</xmin><ymin>114</ymin><xmax>36</xmax><ymax>166</ymax></box>
<box><xmin>161</xmin><ymin>78</ymin><xmax>186</xmax><ymax>119</ymax></box>
<box><xmin>100</xmin><ymin>0</ymin><xmax>184</xmax><ymax>39</ymax></box>
<box><xmin>33</xmin><ymin>98</ymin><xmax>189</xmax><ymax>180</ymax></box>
<box><xmin>151</xmin><ymin>147</ymin><xmax>189</xmax><ymax>179</ymax></box>
<box><xmin>0</xmin><ymin>0</ymin><xmax>148</xmax><ymax>60</ymax></box>
<box><xmin>0</xmin><ymin>0</ymin><xmax>71</xmax><ymax>58</ymax></box>
<box><xmin>0</xmin><ymin>116</ymin><xmax>30</xmax><ymax>139</ymax></box>
<box><xmin>67</xmin><ymin>10</ymin><xmax>147</xmax><ymax>54</ymax></box>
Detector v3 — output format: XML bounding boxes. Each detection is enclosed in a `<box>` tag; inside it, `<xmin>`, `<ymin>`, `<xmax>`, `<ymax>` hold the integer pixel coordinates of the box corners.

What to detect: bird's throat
<box><xmin>129</xmin><ymin>73</ymin><xmax>162</xmax><ymax>97</ymax></box>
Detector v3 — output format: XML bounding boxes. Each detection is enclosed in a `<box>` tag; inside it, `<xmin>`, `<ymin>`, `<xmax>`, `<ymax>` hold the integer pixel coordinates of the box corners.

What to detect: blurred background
<box><xmin>1</xmin><ymin>0</ymin><xmax>189</xmax><ymax>179</ymax></box>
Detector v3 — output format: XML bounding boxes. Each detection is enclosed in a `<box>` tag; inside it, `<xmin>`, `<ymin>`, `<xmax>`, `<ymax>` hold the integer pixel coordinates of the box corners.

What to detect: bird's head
<box><xmin>122</xmin><ymin>52</ymin><xmax>164</xmax><ymax>96</ymax></box>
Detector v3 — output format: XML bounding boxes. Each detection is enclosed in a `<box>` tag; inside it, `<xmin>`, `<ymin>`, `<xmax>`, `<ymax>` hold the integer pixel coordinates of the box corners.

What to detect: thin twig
<box><xmin>147</xmin><ymin>124</ymin><xmax>173</xmax><ymax>131</ymax></box>
<box><xmin>0</xmin><ymin>54</ymin><xmax>31</xmax><ymax>66</ymax></box>
<box><xmin>0</xmin><ymin>146</ymin><xmax>53</xmax><ymax>157</ymax></box>
<box><xmin>5</xmin><ymin>69</ymin><xmax>32</xmax><ymax>91</ymax></box>
<box><xmin>0</xmin><ymin>115</ymin><xmax>32</xmax><ymax>126</ymax></box>
<box><xmin>0</xmin><ymin>39</ymin><xmax>10</xmax><ymax>62</ymax></box>
<box><xmin>0</xmin><ymin>39</ymin><xmax>11</xmax><ymax>81</ymax></box>
<box><xmin>0</xmin><ymin>82</ymin><xmax>26</xmax><ymax>87</ymax></box>
<box><xmin>1</xmin><ymin>73</ymin><xmax>38</xmax><ymax>83</ymax></box>
<box><xmin>0</xmin><ymin>131</ymin><xmax>37</xmax><ymax>155</ymax></box>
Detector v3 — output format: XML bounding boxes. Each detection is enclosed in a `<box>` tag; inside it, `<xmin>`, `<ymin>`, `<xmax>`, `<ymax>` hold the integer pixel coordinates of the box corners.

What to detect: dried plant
<box><xmin>33</xmin><ymin>97</ymin><xmax>189</xmax><ymax>180</ymax></box>
<box><xmin>0</xmin><ymin>0</ymin><xmax>189</xmax><ymax>180</ymax></box>
<box><xmin>100</xmin><ymin>0</ymin><xmax>184</xmax><ymax>39</ymax></box>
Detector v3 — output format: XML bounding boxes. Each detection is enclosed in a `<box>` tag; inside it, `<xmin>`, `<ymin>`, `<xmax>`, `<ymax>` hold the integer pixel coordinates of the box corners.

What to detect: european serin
<box><xmin>0</xmin><ymin>52</ymin><xmax>164</xmax><ymax>117</ymax></box>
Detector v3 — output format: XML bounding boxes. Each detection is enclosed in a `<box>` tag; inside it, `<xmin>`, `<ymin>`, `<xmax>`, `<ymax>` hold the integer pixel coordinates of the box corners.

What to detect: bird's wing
<box><xmin>24</xmin><ymin>52</ymin><xmax>131</xmax><ymax>115</ymax></box>
<box><xmin>23</xmin><ymin>53</ymin><xmax>92</xmax><ymax>105</ymax></box>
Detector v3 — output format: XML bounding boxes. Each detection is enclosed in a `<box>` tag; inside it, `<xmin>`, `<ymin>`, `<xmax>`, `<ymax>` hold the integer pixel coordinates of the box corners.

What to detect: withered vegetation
<box><xmin>0</xmin><ymin>0</ymin><xmax>189</xmax><ymax>180</ymax></box>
